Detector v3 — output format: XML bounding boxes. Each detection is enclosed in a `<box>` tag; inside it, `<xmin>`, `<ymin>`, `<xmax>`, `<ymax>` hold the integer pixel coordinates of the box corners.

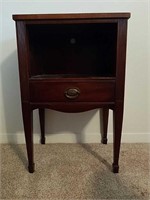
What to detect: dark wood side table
<box><xmin>13</xmin><ymin>13</ymin><xmax>130</xmax><ymax>173</ymax></box>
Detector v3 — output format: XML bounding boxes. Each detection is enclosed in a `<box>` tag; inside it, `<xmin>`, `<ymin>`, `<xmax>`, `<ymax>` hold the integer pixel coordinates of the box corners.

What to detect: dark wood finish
<box><xmin>31</xmin><ymin>102</ymin><xmax>114</xmax><ymax>113</ymax></box>
<box><xmin>39</xmin><ymin>109</ymin><xmax>45</xmax><ymax>144</ymax></box>
<box><xmin>13</xmin><ymin>13</ymin><xmax>130</xmax><ymax>173</ymax></box>
<box><xmin>22</xmin><ymin>102</ymin><xmax>34</xmax><ymax>173</ymax></box>
<box><xmin>112</xmin><ymin>19</ymin><xmax>128</xmax><ymax>173</ymax></box>
<box><xmin>100</xmin><ymin>108</ymin><xmax>109</xmax><ymax>144</ymax></box>
<box><xmin>30</xmin><ymin>80</ymin><xmax>115</xmax><ymax>102</ymax></box>
<box><xmin>13</xmin><ymin>13</ymin><xmax>130</xmax><ymax>20</ymax></box>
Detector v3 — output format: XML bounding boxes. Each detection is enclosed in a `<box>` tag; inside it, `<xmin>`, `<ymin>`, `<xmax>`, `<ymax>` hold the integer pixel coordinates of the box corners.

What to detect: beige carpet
<box><xmin>1</xmin><ymin>143</ymin><xmax>150</xmax><ymax>199</ymax></box>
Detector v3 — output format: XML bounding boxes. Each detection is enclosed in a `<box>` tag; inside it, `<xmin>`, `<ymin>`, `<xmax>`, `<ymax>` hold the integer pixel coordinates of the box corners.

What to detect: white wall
<box><xmin>0</xmin><ymin>0</ymin><xmax>149</xmax><ymax>143</ymax></box>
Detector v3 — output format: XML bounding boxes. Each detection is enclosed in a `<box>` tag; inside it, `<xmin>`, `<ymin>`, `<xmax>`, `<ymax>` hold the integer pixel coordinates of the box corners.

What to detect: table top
<box><xmin>13</xmin><ymin>13</ymin><xmax>131</xmax><ymax>21</ymax></box>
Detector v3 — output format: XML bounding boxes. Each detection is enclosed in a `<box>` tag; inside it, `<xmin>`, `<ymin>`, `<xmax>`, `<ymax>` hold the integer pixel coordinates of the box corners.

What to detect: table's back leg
<box><xmin>112</xmin><ymin>102</ymin><xmax>124</xmax><ymax>173</ymax></box>
<box><xmin>39</xmin><ymin>108</ymin><xmax>45</xmax><ymax>144</ymax></box>
<box><xmin>100</xmin><ymin>108</ymin><xmax>109</xmax><ymax>144</ymax></box>
<box><xmin>22</xmin><ymin>102</ymin><xmax>34</xmax><ymax>173</ymax></box>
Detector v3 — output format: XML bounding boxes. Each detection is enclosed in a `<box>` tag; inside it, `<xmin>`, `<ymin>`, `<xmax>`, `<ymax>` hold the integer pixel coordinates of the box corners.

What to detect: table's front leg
<box><xmin>112</xmin><ymin>102</ymin><xmax>124</xmax><ymax>173</ymax></box>
<box><xmin>22</xmin><ymin>102</ymin><xmax>34</xmax><ymax>173</ymax></box>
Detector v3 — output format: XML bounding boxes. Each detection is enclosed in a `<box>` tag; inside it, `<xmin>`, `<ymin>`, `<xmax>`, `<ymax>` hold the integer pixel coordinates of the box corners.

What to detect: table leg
<box><xmin>39</xmin><ymin>108</ymin><xmax>45</xmax><ymax>144</ymax></box>
<box><xmin>22</xmin><ymin>102</ymin><xmax>34</xmax><ymax>173</ymax></box>
<box><xmin>100</xmin><ymin>108</ymin><xmax>109</xmax><ymax>144</ymax></box>
<box><xmin>112</xmin><ymin>102</ymin><xmax>124</xmax><ymax>173</ymax></box>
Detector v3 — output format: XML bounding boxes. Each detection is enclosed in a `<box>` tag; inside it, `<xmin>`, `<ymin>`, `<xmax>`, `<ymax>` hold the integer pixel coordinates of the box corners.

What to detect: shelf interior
<box><xmin>27</xmin><ymin>23</ymin><xmax>117</xmax><ymax>78</ymax></box>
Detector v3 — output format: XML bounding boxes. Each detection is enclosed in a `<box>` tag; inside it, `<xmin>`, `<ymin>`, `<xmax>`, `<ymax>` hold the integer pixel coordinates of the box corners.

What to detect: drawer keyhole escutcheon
<box><xmin>65</xmin><ymin>88</ymin><xmax>80</xmax><ymax>99</ymax></box>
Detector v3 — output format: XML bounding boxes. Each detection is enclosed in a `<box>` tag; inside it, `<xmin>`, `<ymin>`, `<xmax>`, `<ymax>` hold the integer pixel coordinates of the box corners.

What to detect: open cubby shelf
<box><xmin>27</xmin><ymin>23</ymin><xmax>117</xmax><ymax>78</ymax></box>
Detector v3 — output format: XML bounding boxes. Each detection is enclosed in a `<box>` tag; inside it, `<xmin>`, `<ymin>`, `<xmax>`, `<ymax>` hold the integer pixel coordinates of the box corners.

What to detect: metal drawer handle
<box><xmin>65</xmin><ymin>88</ymin><xmax>80</xmax><ymax>99</ymax></box>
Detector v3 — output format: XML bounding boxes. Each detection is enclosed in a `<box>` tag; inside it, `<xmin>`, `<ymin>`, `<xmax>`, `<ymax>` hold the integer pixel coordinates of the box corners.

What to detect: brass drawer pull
<box><xmin>65</xmin><ymin>88</ymin><xmax>80</xmax><ymax>99</ymax></box>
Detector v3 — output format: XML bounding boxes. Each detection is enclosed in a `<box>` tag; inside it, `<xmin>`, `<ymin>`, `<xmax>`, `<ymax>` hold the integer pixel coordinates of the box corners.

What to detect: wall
<box><xmin>0</xmin><ymin>0</ymin><xmax>149</xmax><ymax>143</ymax></box>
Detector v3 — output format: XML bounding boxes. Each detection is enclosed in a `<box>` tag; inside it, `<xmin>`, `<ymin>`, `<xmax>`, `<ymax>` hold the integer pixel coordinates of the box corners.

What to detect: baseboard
<box><xmin>0</xmin><ymin>132</ymin><xmax>149</xmax><ymax>144</ymax></box>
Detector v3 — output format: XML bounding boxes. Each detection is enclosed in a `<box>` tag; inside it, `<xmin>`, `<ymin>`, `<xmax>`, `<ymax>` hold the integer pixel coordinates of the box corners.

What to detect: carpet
<box><xmin>1</xmin><ymin>143</ymin><xmax>149</xmax><ymax>199</ymax></box>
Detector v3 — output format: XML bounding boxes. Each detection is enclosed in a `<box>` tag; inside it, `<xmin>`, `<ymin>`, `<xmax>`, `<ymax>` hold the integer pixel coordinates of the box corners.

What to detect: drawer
<box><xmin>29</xmin><ymin>80</ymin><xmax>115</xmax><ymax>102</ymax></box>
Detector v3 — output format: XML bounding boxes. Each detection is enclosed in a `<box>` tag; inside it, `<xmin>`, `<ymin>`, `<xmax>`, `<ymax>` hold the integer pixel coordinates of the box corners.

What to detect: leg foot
<box><xmin>28</xmin><ymin>163</ymin><xmax>35</xmax><ymax>173</ymax></box>
<box><xmin>40</xmin><ymin>137</ymin><xmax>45</xmax><ymax>144</ymax></box>
<box><xmin>112</xmin><ymin>163</ymin><xmax>119</xmax><ymax>173</ymax></box>
<box><xmin>101</xmin><ymin>138</ymin><xmax>108</xmax><ymax>144</ymax></box>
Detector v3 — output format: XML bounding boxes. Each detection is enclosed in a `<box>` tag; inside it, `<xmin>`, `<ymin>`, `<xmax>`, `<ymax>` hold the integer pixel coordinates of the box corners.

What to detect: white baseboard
<box><xmin>0</xmin><ymin>132</ymin><xmax>150</xmax><ymax>144</ymax></box>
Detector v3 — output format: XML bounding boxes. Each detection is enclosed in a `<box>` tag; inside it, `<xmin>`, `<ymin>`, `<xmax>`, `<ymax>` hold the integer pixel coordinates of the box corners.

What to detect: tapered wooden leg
<box><xmin>112</xmin><ymin>102</ymin><xmax>124</xmax><ymax>173</ymax></box>
<box><xmin>22</xmin><ymin>103</ymin><xmax>34</xmax><ymax>173</ymax></box>
<box><xmin>39</xmin><ymin>108</ymin><xmax>45</xmax><ymax>144</ymax></box>
<box><xmin>100</xmin><ymin>108</ymin><xmax>109</xmax><ymax>144</ymax></box>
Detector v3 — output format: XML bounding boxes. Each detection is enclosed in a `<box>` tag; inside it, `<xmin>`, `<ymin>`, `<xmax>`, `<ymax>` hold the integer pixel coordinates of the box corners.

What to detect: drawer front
<box><xmin>30</xmin><ymin>81</ymin><xmax>115</xmax><ymax>102</ymax></box>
